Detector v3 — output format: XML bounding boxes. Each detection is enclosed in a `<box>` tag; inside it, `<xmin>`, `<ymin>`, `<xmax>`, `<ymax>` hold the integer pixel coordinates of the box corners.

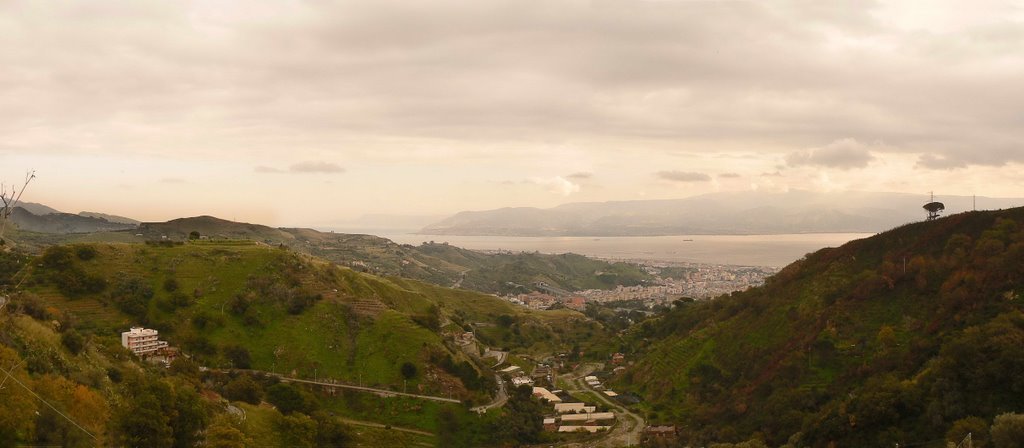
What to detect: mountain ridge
<box><xmin>421</xmin><ymin>190</ymin><xmax>1024</xmax><ymax>236</ymax></box>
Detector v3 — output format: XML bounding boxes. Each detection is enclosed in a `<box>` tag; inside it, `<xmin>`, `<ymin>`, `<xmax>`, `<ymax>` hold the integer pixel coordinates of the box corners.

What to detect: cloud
<box><xmin>159</xmin><ymin>177</ymin><xmax>186</xmax><ymax>184</ymax></box>
<box><xmin>786</xmin><ymin>138</ymin><xmax>875</xmax><ymax>170</ymax></box>
<box><xmin>566</xmin><ymin>172</ymin><xmax>592</xmax><ymax>180</ymax></box>
<box><xmin>761</xmin><ymin>171</ymin><xmax>784</xmax><ymax>177</ymax></box>
<box><xmin>916</xmin><ymin>153</ymin><xmax>968</xmax><ymax>170</ymax></box>
<box><xmin>288</xmin><ymin>161</ymin><xmax>345</xmax><ymax>174</ymax></box>
<box><xmin>255</xmin><ymin>162</ymin><xmax>345</xmax><ymax>174</ymax></box>
<box><xmin>529</xmin><ymin>176</ymin><xmax>580</xmax><ymax>196</ymax></box>
<box><xmin>656</xmin><ymin>171</ymin><xmax>712</xmax><ymax>182</ymax></box>
<box><xmin>718</xmin><ymin>172</ymin><xmax>741</xmax><ymax>178</ymax></box>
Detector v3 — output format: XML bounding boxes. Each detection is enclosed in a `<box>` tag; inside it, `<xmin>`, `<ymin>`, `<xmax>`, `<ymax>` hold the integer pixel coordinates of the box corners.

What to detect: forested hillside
<box><xmin>619</xmin><ymin>208</ymin><xmax>1024</xmax><ymax>447</ymax></box>
<box><xmin>0</xmin><ymin>241</ymin><xmax>612</xmax><ymax>447</ymax></box>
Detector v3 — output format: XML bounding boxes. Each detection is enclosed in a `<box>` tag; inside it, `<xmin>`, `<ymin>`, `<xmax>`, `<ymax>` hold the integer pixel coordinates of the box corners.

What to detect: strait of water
<box><xmin>377</xmin><ymin>233</ymin><xmax>874</xmax><ymax>268</ymax></box>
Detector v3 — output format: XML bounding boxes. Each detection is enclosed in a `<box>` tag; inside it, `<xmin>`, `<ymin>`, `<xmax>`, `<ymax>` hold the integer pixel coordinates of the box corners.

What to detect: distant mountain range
<box><xmin>420</xmin><ymin>190</ymin><xmax>1024</xmax><ymax>236</ymax></box>
<box><xmin>9</xmin><ymin>203</ymin><xmax>139</xmax><ymax>234</ymax></box>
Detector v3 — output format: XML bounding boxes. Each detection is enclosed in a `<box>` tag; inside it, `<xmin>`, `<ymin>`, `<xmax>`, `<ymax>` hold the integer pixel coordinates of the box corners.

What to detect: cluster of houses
<box><xmin>532</xmin><ymin>386</ymin><xmax>617</xmax><ymax>433</ymax></box>
<box><xmin>504</xmin><ymin>292</ymin><xmax>589</xmax><ymax>311</ymax></box>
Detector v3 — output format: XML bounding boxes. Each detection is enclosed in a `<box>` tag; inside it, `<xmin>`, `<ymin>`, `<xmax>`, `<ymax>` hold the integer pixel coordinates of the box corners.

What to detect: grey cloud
<box><xmin>1</xmin><ymin>0</ymin><xmax>1023</xmax><ymax>170</ymax></box>
<box><xmin>786</xmin><ymin>139</ymin><xmax>875</xmax><ymax>170</ymax></box>
<box><xmin>566</xmin><ymin>172</ymin><xmax>592</xmax><ymax>180</ymax></box>
<box><xmin>656</xmin><ymin>171</ymin><xmax>711</xmax><ymax>182</ymax></box>
<box><xmin>718</xmin><ymin>172</ymin><xmax>741</xmax><ymax>178</ymax></box>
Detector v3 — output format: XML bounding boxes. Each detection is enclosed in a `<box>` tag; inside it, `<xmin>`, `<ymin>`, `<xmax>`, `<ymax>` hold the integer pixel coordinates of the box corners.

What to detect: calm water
<box><xmin>380</xmin><ymin>233</ymin><xmax>874</xmax><ymax>268</ymax></box>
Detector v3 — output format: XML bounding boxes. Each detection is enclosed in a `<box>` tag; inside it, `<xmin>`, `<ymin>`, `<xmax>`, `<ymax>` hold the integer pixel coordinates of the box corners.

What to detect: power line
<box><xmin>0</xmin><ymin>362</ymin><xmax>98</xmax><ymax>443</ymax></box>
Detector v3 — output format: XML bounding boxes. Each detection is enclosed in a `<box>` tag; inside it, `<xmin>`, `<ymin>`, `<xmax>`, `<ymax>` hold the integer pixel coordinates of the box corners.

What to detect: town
<box><xmin>504</xmin><ymin>261</ymin><xmax>778</xmax><ymax>311</ymax></box>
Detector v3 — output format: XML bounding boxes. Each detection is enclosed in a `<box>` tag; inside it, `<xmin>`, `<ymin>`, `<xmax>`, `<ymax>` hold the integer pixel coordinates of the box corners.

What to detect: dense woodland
<box><xmin>620</xmin><ymin>208</ymin><xmax>1024</xmax><ymax>447</ymax></box>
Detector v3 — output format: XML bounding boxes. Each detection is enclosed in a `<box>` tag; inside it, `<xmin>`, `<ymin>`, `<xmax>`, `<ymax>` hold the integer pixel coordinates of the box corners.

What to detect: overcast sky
<box><xmin>1</xmin><ymin>0</ymin><xmax>1022</xmax><ymax>226</ymax></box>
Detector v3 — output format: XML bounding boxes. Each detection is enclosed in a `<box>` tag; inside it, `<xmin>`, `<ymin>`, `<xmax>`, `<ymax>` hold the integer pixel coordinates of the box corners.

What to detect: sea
<box><xmin>370</xmin><ymin>232</ymin><xmax>874</xmax><ymax>268</ymax></box>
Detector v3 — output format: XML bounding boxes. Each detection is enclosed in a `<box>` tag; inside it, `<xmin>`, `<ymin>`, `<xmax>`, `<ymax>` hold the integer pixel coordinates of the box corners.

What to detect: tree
<box><xmin>991</xmin><ymin>413</ymin><xmax>1024</xmax><ymax>448</ymax></box>
<box><xmin>0</xmin><ymin>170</ymin><xmax>36</xmax><ymax>246</ymax></box>
<box><xmin>223</xmin><ymin>375</ymin><xmax>263</xmax><ymax>405</ymax></box>
<box><xmin>61</xmin><ymin>329</ymin><xmax>85</xmax><ymax>355</ymax></box>
<box><xmin>400</xmin><ymin>361</ymin><xmax>417</xmax><ymax>380</ymax></box>
<box><xmin>204</xmin><ymin>417</ymin><xmax>251</xmax><ymax>448</ymax></box>
<box><xmin>947</xmin><ymin>417</ymin><xmax>990</xmax><ymax>448</ymax></box>
<box><xmin>188</xmin><ymin>231</ymin><xmax>200</xmax><ymax>240</ymax></box>
<box><xmin>277</xmin><ymin>413</ymin><xmax>317</xmax><ymax>446</ymax></box>
<box><xmin>0</xmin><ymin>348</ymin><xmax>38</xmax><ymax>446</ymax></box>
<box><xmin>312</xmin><ymin>411</ymin><xmax>352</xmax><ymax>447</ymax></box>
<box><xmin>266</xmin><ymin>383</ymin><xmax>310</xmax><ymax>415</ymax></box>
<box><xmin>223</xmin><ymin>344</ymin><xmax>252</xmax><ymax>369</ymax></box>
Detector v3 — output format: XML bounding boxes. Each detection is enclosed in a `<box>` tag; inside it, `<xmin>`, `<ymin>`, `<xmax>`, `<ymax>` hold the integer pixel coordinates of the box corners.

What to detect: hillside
<box><xmin>421</xmin><ymin>190</ymin><xmax>1024</xmax><ymax>236</ymax></box>
<box><xmin>617</xmin><ymin>207</ymin><xmax>1024</xmax><ymax>446</ymax></box>
<box><xmin>14</xmin><ymin>241</ymin><xmax>610</xmax><ymax>390</ymax></box>
<box><xmin>130</xmin><ymin>216</ymin><xmax>652</xmax><ymax>295</ymax></box>
<box><xmin>0</xmin><ymin>240</ymin><xmax>616</xmax><ymax>446</ymax></box>
<box><xmin>9</xmin><ymin>207</ymin><xmax>137</xmax><ymax>234</ymax></box>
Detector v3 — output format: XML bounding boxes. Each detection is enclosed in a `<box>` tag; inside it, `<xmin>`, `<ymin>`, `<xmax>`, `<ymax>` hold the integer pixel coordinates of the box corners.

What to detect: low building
<box><xmin>554</xmin><ymin>403</ymin><xmax>597</xmax><ymax>414</ymax></box>
<box><xmin>558</xmin><ymin>426</ymin><xmax>612</xmax><ymax>433</ymax></box>
<box><xmin>560</xmin><ymin>412</ymin><xmax>615</xmax><ymax>422</ymax></box>
<box><xmin>603</xmin><ymin>390</ymin><xmax>619</xmax><ymax>397</ymax></box>
<box><xmin>499</xmin><ymin>365</ymin><xmax>522</xmax><ymax>375</ymax></box>
<box><xmin>543</xmin><ymin>418</ymin><xmax>557</xmax><ymax>431</ymax></box>
<box><xmin>532</xmin><ymin>387</ymin><xmax>563</xmax><ymax>403</ymax></box>
<box><xmin>611</xmin><ymin>352</ymin><xmax>625</xmax><ymax>364</ymax></box>
<box><xmin>121</xmin><ymin>327</ymin><xmax>168</xmax><ymax>357</ymax></box>
<box><xmin>512</xmin><ymin>376</ymin><xmax>534</xmax><ymax>386</ymax></box>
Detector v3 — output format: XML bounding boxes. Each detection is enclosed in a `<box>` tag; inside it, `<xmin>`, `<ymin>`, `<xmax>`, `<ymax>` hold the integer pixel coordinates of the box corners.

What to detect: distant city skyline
<box><xmin>2</xmin><ymin>0</ymin><xmax>1023</xmax><ymax>226</ymax></box>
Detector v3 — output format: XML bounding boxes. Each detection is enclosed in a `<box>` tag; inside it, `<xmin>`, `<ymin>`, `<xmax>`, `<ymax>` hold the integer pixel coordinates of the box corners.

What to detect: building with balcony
<box><xmin>121</xmin><ymin>327</ymin><xmax>168</xmax><ymax>357</ymax></box>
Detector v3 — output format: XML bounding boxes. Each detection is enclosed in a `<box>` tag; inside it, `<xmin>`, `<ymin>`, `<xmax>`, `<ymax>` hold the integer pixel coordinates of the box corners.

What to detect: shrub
<box><xmin>223</xmin><ymin>375</ymin><xmax>263</xmax><ymax>405</ymax></box>
<box><xmin>74</xmin><ymin>245</ymin><xmax>98</xmax><ymax>261</ymax></box>
<box><xmin>61</xmin><ymin>329</ymin><xmax>85</xmax><ymax>355</ymax></box>
<box><xmin>163</xmin><ymin>278</ymin><xmax>179</xmax><ymax>292</ymax></box>
<box><xmin>223</xmin><ymin>345</ymin><xmax>252</xmax><ymax>369</ymax></box>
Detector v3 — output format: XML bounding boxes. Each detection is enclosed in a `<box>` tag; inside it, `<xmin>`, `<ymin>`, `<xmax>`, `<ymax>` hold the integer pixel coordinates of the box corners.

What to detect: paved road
<box><xmin>210</xmin><ymin>369</ymin><xmax>461</xmax><ymax>404</ymax></box>
<box><xmin>471</xmin><ymin>374</ymin><xmax>508</xmax><ymax>413</ymax></box>
<box><xmin>562</xmin><ymin>363</ymin><xmax>646</xmax><ymax>448</ymax></box>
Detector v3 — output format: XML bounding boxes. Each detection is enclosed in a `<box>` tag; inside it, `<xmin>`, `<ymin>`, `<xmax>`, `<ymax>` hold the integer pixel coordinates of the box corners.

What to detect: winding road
<box><xmin>560</xmin><ymin>363</ymin><xmax>645</xmax><ymax>448</ymax></box>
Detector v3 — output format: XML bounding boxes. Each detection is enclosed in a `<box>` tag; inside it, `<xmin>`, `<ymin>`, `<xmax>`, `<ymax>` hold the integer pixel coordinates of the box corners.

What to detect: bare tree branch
<box><xmin>0</xmin><ymin>170</ymin><xmax>36</xmax><ymax>245</ymax></box>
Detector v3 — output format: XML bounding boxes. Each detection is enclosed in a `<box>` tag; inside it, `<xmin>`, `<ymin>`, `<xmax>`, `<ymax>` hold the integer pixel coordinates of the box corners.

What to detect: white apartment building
<box><xmin>121</xmin><ymin>327</ymin><xmax>168</xmax><ymax>356</ymax></box>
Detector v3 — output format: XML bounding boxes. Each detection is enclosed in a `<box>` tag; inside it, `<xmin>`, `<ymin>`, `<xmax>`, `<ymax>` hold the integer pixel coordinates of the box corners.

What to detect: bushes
<box><xmin>38</xmin><ymin>246</ymin><xmax>107</xmax><ymax>298</ymax></box>
<box><xmin>60</xmin><ymin>329</ymin><xmax>85</xmax><ymax>355</ymax></box>
<box><xmin>108</xmin><ymin>277</ymin><xmax>154</xmax><ymax>318</ymax></box>
<box><xmin>266</xmin><ymin>383</ymin><xmax>314</xmax><ymax>415</ymax></box>
<box><xmin>222</xmin><ymin>375</ymin><xmax>262</xmax><ymax>405</ymax></box>
<box><xmin>222</xmin><ymin>345</ymin><xmax>252</xmax><ymax>369</ymax></box>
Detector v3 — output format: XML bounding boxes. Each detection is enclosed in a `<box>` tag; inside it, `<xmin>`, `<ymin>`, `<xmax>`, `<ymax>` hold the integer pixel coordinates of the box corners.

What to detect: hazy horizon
<box><xmin>3</xmin><ymin>1</ymin><xmax>1023</xmax><ymax>226</ymax></box>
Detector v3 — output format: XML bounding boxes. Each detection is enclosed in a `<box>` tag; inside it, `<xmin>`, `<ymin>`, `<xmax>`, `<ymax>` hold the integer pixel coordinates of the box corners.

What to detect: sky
<box><xmin>1</xmin><ymin>0</ymin><xmax>1023</xmax><ymax>227</ymax></box>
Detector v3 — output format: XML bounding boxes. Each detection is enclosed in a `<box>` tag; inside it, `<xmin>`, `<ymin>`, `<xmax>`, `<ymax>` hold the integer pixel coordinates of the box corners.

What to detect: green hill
<box><xmin>618</xmin><ymin>208</ymin><xmax>1024</xmax><ymax>447</ymax></box>
<box><xmin>15</xmin><ymin>241</ymin><xmax>609</xmax><ymax>395</ymax></box>
<box><xmin>13</xmin><ymin>215</ymin><xmax>653</xmax><ymax>296</ymax></box>
<box><xmin>0</xmin><ymin>240</ymin><xmax>615</xmax><ymax>447</ymax></box>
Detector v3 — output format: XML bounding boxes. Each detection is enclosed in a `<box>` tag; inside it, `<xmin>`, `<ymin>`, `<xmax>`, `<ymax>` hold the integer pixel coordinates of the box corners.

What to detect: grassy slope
<box><xmin>619</xmin><ymin>208</ymin><xmax>1024</xmax><ymax>446</ymax></box>
<box><xmin>23</xmin><ymin>241</ymin><xmax>611</xmax><ymax>394</ymax></box>
<box><xmin>16</xmin><ymin>215</ymin><xmax>654</xmax><ymax>295</ymax></box>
